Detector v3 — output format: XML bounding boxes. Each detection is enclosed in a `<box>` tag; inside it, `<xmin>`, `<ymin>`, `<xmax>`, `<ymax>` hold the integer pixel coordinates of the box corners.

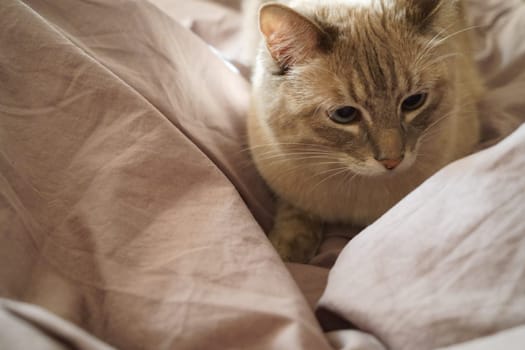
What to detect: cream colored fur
<box><xmin>246</xmin><ymin>0</ymin><xmax>484</xmax><ymax>262</ymax></box>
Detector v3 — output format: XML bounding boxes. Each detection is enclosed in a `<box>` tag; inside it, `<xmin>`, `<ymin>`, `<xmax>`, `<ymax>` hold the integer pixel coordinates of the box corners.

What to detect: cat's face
<box><xmin>254</xmin><ymin>0</ymin><xmax>461</xmax><ymax>176</ymax></box>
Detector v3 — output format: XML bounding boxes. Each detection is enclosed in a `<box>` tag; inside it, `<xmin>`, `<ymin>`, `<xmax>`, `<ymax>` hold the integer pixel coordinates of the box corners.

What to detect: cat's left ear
<box><xmin>259</xmin><ymin>4</ymin><xmax>327</xmax><ymax>70</ymax></box>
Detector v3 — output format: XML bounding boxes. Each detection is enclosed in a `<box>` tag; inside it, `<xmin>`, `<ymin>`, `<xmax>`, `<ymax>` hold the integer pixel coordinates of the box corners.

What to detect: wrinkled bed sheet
<box><xmin>0</xmin><ymin>0</ymin><xmax>524</xmax><ymax>349</ymax></box>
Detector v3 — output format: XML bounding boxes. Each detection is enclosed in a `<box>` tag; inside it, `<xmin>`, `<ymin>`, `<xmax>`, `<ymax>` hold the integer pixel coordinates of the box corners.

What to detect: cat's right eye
<box><xmin>329</xmin><ymin>106</ymin><xmax>361</xmax><ymax>124</ymax></box>
<box><xmin>401</xmin><ymin>93</ymin><xmax>428</xmax><ymax>112</ymax></box>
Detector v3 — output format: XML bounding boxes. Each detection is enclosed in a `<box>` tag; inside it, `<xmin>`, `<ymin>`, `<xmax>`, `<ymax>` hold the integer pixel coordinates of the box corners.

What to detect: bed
<box><xmin>0</xmin><ymin>0</ymin><xmax>524</xmax><ymax>349</ymax></box>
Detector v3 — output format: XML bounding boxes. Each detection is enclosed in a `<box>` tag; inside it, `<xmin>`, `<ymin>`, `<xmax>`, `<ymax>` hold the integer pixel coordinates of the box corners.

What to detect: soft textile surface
<box><xmin>0</xmin><ymin>1</ymin><xmax>327</xmax><ymax>349</ymax></box>
<box><xmin>0</xmin><ymin>0</ymin><xmax>524</xmax><ymax>349</ymax></box>
<box><xmin>438</xmin><ymin>326</ymin><xmax>525</xmax><ymax>350</ymax></box>
<box><xmin>0</xmin><ymin>298</ymin><xmax>114</xmax><ymax>350</ymax></box>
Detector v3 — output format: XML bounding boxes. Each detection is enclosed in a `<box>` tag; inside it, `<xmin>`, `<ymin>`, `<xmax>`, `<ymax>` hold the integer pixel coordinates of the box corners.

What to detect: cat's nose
<box><xmin>378</xmin><ymin>156</ymin><xmax>403</xmax><ymax>170</ymax></box>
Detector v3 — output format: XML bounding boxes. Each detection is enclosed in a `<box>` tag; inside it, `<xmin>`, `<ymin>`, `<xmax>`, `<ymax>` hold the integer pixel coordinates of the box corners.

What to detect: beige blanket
<box><xmin>0</xmin><ymin>0</ymin><xmax>524</xmax><ymax>349</ymax></box>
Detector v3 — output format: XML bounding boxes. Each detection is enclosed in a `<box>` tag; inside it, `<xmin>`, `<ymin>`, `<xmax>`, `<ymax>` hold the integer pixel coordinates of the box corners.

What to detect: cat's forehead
<box><xmin>320</xmin><ymin>8</ymin><xmax>436</xmax><ymax>98</ymax></box>
<box><xmin>290</xmin><ymin>31</ymin><xmax>438</xmax><ymax>116</ymax></box>
<box><xmin>279</xmin><ymin>1</ymin><xmax>446</xmax><ymax>107</ymax></box>
<box><xmin>325</xmin><ymin>26</ymin><xmax>419</xmax><ymax>100</ymax></box>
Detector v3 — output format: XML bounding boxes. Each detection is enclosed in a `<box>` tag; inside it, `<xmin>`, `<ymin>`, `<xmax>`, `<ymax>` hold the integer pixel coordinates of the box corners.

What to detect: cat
<box><xmin>245</xmin><ymin>0</ymin><xmax>484</xmax><ymax>263</ymax></box>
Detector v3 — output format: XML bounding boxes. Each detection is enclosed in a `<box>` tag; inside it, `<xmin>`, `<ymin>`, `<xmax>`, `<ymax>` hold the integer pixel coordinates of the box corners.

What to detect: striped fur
<box><xmin>246</xmin><ymin>0</ymin><xmax>483</xmax><ymax>262</ymax></box>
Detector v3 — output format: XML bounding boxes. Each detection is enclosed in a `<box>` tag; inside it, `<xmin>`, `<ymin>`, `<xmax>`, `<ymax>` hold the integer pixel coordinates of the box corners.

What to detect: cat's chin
<box><xmin>352</xmin><ymin>168</ymin><xmax>407</xmax><ymax>178</ymax></box>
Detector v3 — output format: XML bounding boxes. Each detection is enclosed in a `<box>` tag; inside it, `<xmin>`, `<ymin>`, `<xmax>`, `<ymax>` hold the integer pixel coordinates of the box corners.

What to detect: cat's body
<box><xmin>246</xmin><ymin>0</ymin><xmax>484</xmax><ymax>262</ymax></box>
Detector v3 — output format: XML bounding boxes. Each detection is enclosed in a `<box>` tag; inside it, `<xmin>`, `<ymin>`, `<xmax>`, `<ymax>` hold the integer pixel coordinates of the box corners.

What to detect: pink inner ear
<box><xmin>266</xmin><ymin>30</ymin><xmax>302</xmax><ymax>68</ymax></box>
<box><xmin>260</xmin><ymin>5</ymin><xmax>321</xmax><ymax>68</ymax></box>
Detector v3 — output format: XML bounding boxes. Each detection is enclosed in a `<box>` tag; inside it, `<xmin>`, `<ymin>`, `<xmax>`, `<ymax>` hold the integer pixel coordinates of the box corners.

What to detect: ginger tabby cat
<box><xmin>245</xmin><ymin>0</ymin><xmax>484</xmax><ymax>262</ymax></box>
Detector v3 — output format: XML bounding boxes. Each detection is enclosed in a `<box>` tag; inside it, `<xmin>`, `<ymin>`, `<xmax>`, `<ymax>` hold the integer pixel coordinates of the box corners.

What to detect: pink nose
<box><xmin>380</xmin><ymin>158</ymin><xmax>402</xmax><ymax>170</ymax></box>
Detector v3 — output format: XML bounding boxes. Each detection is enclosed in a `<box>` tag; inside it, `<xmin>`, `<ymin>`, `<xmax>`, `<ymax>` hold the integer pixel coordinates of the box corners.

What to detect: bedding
<box><xmin>0</xmin><ymin>0</ymin><xmax>524</xmax><ymax>349</ymax></box>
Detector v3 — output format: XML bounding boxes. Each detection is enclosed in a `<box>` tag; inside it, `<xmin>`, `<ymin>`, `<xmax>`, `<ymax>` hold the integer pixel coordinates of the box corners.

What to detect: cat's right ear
<box><xmin>259</xmin><ymin>4</ymin><xmax>325</xmax><ymax>70</ymax></box>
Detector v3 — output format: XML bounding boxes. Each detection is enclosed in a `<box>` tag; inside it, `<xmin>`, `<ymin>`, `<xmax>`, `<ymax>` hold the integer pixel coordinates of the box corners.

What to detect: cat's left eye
<box><xmin>329</xmin><ymin>106</ymin><xmax>361</xmax><ymax>124</ymax></box>
<box><xmin>402</xmin><ymin>93</ymin><xmax>428</xmax><ymax>112</ymax></box>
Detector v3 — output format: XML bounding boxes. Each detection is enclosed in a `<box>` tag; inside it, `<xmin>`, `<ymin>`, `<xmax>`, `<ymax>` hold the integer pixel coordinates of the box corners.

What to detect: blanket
<box><xmin>1</xmin><ymin>0</ymin><xmax>524</xmax><ymax>349</ymax></box>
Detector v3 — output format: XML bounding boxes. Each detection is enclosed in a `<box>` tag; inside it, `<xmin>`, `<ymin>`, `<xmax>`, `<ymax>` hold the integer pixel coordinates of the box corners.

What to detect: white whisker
<box><xmin>415</xmin><ymin>24</ymin><xmax>454</xmax><ymax>66</ymax></box>
<box><xmin>435</xmin><ymin>25</ymin><xmax>480</xmax><ymax>47</ymax></box>
<box><xmin>310</xmin><ymin>167</ymin><xmax>351</xmax><ymax>194</ymax></box>
<box><xmin>415</xmin><ymin>25</ymin><xmax>480</xmax><ymax>69</ymax></box>
<box><xmin>419</xmin><ymin>52</ymin><xmax>463</xmax><ymax>71</ymax></box>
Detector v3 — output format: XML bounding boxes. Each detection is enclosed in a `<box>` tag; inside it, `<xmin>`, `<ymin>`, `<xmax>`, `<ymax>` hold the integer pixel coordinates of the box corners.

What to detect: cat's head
<box><xmin>253</xmin><ymin>0</ymin><xmax>467</xmax><ymax>176</ymax></box>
